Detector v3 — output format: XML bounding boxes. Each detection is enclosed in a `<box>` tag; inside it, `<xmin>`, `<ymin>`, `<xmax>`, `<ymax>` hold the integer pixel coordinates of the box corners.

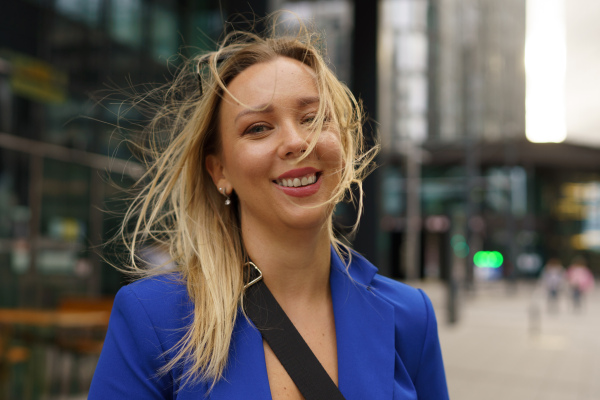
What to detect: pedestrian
<box><xmin>540</xmin><ymin>258</ymin><xmax>565</xmax><ymax>313</ymax></box>
<box><xmin>89</xmin><ymin>14</ymin><xmax>448</xmax><ymax>399</ymax></box>
<box><xmin>566</xmin><ymin>256</ymin><xmax>595</xmax><ymax>312</ymax></box>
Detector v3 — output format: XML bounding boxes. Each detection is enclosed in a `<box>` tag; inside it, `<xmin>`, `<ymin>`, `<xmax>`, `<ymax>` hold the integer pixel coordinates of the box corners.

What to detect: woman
<box><xmin>90</xmin><ymin>18</ymin><xmax>448</xmax><ymax>400</ymax></box>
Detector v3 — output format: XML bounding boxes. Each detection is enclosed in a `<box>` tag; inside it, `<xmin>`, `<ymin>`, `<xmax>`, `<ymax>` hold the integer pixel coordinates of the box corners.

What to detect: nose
<box><xmin>277</xmin><ymin>122</ymin><xmax>310</xmax><ymax>159</ymax></box>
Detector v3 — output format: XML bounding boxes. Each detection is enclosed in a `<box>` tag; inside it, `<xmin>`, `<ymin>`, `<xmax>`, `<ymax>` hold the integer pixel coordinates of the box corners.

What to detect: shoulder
<box><xmin>371</xmin><ymin>273</ymin><xmax>434</xmax><ymax>325</ymax></box>
<box><xmin>90</xmin><ymin>274</ymin><xmax>193</xmax><ymax>398</ymax></box>
<box><xmin>112</xmin><ymin>273</ymin><xmax>193</xmax><ymax>349</ymax></box>
<box><xmin>120</xmin><ymin>273</ymin><xmax>191</xmax><ymax>312</ymax></box>
<box><xmin>370</xmin><ymin>273</ymin><xmax>438</xmax><ymax>353</ymax></box>
<box><xmin>346</xmin><ymin>252</ymin><xmax>438</xmax><ymax>352</ymax></box>
<box><xmin>343</xmin><ymin>251</ymin><xmax>448</xmax><ymax>395</ymax></box>
<box><xmin>346</xmin><ymin>251</ymin><xmax>434</xmax><ymax>325</ymax></box>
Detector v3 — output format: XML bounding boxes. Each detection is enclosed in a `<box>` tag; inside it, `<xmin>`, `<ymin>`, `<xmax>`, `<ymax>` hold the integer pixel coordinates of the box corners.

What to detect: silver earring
<box><xmin>219</xmin><ymin>187</ymin><xmax>231</xmax><ymax>205</ymax></box>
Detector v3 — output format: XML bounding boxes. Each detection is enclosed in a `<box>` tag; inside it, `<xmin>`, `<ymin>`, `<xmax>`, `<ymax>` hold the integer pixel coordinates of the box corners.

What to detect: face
<box><xmin>207</xmin><ymin>56</ymin><xmax>343</xmax><ymax>232</ymax></box>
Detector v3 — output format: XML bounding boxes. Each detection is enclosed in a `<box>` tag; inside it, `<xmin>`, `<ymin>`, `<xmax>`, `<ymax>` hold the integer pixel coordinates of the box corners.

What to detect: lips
<box><xmin>275</xmin><ymin>173</ymin><xmax>318</xmax><ymax>188</ymax></box>
<box><xmin>273</xmin><ymin>167</ymin><xmax>322</xmax><ymax>197</ymax></box>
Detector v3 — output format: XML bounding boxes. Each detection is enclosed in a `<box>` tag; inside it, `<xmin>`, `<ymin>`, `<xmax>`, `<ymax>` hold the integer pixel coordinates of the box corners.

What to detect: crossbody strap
<box><xmin>243</xmin><ymin>263</ymin><xmax>346</xmax><ymax>400</ymax></box>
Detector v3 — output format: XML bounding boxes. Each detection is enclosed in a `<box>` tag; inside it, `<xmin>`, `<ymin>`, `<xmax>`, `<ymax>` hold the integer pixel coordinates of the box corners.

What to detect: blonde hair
<box><xmin>116</xmin><ymin>15</ymin><xmax>377</xmax><ymax>389</ymax></box>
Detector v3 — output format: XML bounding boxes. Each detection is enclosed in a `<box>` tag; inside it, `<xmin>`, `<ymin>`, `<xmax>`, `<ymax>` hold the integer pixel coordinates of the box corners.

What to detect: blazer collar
<box><xmin>332</xmin><ymin>246</ymin><xmax>379</xmax><ymax>285</ymax></box>
<box><xmin>209</xmin><ymin>248</ymin><xmax>395</xmax><ymax>399</ymax></box>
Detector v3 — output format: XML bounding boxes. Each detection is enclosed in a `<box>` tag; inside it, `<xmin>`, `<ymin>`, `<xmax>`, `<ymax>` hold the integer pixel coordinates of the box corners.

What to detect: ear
<box><xmin>205</xmin><ymin>154</ymin><xmax>231</xmax><ymax>193</ymax></box>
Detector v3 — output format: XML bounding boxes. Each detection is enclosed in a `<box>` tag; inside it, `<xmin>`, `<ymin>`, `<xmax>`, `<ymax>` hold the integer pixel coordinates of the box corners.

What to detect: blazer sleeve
<box><xmin>89</xmin><ymin>285</ymin><xmax>173</xmax><ymax>399</ymax></box>
<box><xmin>414</xmin><ymin>289</ymin><xmax>449</xmax><ymax>399</ymax></box>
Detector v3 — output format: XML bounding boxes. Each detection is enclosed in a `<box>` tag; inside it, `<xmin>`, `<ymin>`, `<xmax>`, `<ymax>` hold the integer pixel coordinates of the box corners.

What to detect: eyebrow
<box><xmin>234</xmin><ymin>96</ymin><xmax>321</xmax><ymax>123</ymax></box>
<box><xmin>297</xmin><ymin>96</ymin><xmax>320</xmax><ymax>106</ymax></box>
<box><xmin>234</xmin><ymin>103</ymin><xmax>274</xmax><ymax>124</ymax></box>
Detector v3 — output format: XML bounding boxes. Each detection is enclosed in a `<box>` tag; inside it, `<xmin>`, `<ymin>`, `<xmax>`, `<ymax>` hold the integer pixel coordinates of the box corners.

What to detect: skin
<box><xmin>206</xmin><ymin>57</ymin><xmax>343</xmax><ymax>399</ymax></box>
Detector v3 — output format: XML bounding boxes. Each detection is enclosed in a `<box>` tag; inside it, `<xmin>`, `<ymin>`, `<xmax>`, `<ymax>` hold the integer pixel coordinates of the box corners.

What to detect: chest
<box><xmin>175</xmin><ymin>267</ymin><xmax>418</xmax><ymax>400</ymax></box>
<box><xmin>263</xmin><ymin>313</ymin><xmax>338</xmax><ymax>400</ymax></box>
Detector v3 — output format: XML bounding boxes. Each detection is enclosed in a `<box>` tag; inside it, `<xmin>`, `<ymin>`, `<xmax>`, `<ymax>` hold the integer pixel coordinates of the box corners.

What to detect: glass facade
<box><xmin>278</xmin><ymin>0</ymin><xmax>354</xmax><ymax>85</ymax></box>
<box><xmin>376</xmin><ymin>0</ymin><xmax>600</xmax><ymax>283</ymax></box>
<box><xmin>0</xmin><ymin>1</ymin><xmax>228</xmax><ymax>397</ymax></box>
<box><xmin>380</xmin><ymin>0</ymin><xmax>429</xmax><ymax>150</ymax></box>
<box><xmin>0</xmin><ymin>0</ymin><xmax>223</xmax><ymax>309</ymax></box>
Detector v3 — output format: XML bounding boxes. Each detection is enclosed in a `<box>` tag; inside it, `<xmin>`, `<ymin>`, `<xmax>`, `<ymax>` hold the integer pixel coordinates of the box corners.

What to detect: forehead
<box><xmin>222</xmin><ymin>56</ymin><xmax>319</xmax><ymax>109</ymax></box>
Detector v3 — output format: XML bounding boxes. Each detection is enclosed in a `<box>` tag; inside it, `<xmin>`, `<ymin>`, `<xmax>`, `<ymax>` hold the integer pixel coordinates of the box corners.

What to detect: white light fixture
<box><xmin>525</xmin><ymin>0</ymin><xmax>567</xmax><ymax>143</ymax></box>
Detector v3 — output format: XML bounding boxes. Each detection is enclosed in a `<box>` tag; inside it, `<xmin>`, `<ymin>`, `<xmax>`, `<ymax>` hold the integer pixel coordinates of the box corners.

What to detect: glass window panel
<box><xmin>396</xmin><ymin>74</ymin><xmax>427</xmax><ymax>114</ymax></box>
<box><xmin>151</xmin><ymin>5</ymin><xmax>178</xmax><ymax>60</ymax></box>
<box><xmin>280</xmin><ymin>1</ymin><xmax>353</xmax><ymax>83</ymax></box>
<box><xmin>395</xmin><ymin>32</ymin><xmax>427</xmax><ymax>71</ymax></box>
<box><xmin>406</xmin><ymin>74</ymin><xmax>427</xmax><ymax>114</ymax></box>
<box><xmin>382</xmin><ymin>0</ymin><xmax>428</xmax><ymax>30</ymax></box>
<box><xmin>188</xmin><ymin>11</ymin><xmax>222</xmax><ymax>51</ymax></box>
<box><xmin>109</xmin><ymin>0</ymin><xmax>142</xmax><ymax>48</ymax></box>
<box><xmin>56</xmin><ymin>0</ymin><xmax>102</xmax><ymax>27</ymax></box>
<box><xmin>407</xmin><ymin>115</ymin><xmax>427</xmax><ymax>143</ymax></box>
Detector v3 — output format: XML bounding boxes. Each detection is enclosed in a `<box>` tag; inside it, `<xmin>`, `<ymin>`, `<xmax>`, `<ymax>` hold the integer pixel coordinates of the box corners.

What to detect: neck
<box><xmin>241</xmin><ymin>220</ymin><xmax>332</xmax><ymax>308</ymax></box>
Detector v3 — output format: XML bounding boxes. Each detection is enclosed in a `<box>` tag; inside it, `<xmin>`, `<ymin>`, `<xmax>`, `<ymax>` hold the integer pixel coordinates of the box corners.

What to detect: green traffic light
<box><xmin>473</xmin><ymin>251</ymin><xmax>504</xmax><ymax>268</ymax></box>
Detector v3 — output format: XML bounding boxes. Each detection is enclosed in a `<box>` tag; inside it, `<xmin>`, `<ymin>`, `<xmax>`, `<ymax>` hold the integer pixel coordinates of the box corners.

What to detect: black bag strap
<box><xmin>243</xmin><ymin>262</ymin><xmax>346</xmax><ymax>400</ymax></box>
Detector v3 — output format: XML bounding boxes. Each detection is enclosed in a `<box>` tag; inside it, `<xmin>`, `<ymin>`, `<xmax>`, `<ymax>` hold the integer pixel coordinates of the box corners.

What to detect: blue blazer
<box><xmin>89</xmin><ymin>249</ymin><xmax>449</xmax><ymax>399</ymax></box>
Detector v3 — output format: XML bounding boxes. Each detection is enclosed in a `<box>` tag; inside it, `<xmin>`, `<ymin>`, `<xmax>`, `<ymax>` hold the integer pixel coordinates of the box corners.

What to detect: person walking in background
<box><xmin>541</xmin><ymin>258</ymin><xmax>565</xmax><ymax>313</ymax></box>
<box><xmin>566</xmin><ymin>256</ymin><xmax>595</xmax><ymax>312</ymax></box>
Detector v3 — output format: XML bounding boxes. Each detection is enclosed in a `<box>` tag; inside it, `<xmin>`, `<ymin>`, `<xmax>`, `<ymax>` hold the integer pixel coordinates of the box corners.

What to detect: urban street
<box><xmin>419</xmin><ymin>281</ymin><xmax>600</xmax><ymax>400</ymax></box>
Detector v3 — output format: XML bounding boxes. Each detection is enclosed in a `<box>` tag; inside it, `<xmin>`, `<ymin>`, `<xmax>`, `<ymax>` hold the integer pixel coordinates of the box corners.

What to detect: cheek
<box><xmin>318</xmin><ymin>133</ymin><xmax>344</xmax><ymax>167</ymax></box>
<box><xmin>224</xmin><ymin>143</ymin><xmax>273</xmax><ymax>185</ymax></box>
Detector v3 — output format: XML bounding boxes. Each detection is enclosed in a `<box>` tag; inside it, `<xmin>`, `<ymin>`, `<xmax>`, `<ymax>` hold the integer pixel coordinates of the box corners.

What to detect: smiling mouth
<box><xmin>274</xmin><ymin>173</ymin><xmax>320</xmax><ymax>188</ymax></box>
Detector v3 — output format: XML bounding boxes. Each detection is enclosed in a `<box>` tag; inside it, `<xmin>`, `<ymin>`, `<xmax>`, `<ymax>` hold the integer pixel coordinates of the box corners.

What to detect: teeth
<box><xmin>277</xmin><ymin>174</ymin><xmax>317</xmax><ymax>188</ymax></box>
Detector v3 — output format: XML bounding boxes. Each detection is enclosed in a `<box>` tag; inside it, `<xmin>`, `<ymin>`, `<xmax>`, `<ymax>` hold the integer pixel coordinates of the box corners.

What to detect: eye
<box><xmin>301</xmin><ymin>113</ymin><xmax>317</xmax><ymax>125</ymax></box>
<box><xmin>244</xmin><ymin>123</ymin><xmax>270</xmax><ymax>135</ymax></box>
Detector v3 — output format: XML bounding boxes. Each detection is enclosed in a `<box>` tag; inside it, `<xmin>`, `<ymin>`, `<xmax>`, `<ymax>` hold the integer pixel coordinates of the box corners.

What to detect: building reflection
<box><xmin>377</xmin><ymin>0</ymin><xmax>600</xmax><ymax>290</ymax></box>
<box><xmin>0</xmin><ymin>0</ymin><xmax>224</xmax><ymax>308</ymax></box>
<box><xmin>0</xmin><ymin>1</ymin><xmax>222</xmax><ymax>397</ymax></box>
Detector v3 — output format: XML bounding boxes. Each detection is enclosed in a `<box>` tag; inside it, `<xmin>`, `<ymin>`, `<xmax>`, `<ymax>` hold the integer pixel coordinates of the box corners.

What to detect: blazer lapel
<box><xmin>209</xmin><ymin>312</ymin><xmax>273</xmax><ymax>399</ymax></box>
<box><xmin>330</xmin><ymin>250</ymin><xmax>396</xmax><ymax>399</ymax></box>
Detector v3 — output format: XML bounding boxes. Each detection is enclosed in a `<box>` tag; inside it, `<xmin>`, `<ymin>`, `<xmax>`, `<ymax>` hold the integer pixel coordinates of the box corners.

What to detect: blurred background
<box><xmin>0</xmin><ymin>0</ymin><xmax>598</xmax><ymax>399</ymax></box>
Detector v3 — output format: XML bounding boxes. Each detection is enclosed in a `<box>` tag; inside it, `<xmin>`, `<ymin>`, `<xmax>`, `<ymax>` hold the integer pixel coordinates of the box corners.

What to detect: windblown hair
<box><xmin>116</xmin><ymin>14</ymin><xmax>377</xmax><ymax>389</ymax></box>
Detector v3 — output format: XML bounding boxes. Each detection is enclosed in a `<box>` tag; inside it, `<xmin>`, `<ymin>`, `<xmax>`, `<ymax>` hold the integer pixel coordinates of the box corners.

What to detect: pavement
<box><xmin>415</xmin><ymin>280</ymin><xmax>600</xmax><ymax>400</ymax></box>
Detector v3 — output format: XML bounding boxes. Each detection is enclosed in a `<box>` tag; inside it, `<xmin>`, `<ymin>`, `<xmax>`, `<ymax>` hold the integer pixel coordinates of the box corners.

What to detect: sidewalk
<box><xmin>417</xmin><ymin>280</ymin><xmax>600</xmax><ymax>400</ymax></box>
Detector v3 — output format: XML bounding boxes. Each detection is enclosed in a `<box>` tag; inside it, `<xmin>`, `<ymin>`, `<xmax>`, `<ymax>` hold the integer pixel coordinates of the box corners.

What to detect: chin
<box><xmin>283</xmin><ymin>209</ymin><xmax>332</xmax><ymax>232</ymax></box>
